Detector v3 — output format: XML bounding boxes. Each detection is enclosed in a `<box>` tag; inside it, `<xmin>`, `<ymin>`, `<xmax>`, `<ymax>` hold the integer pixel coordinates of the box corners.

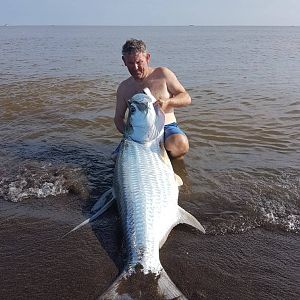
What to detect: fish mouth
<box><xmin>125</xmin><ymin>90</ymin><xmax>165</xmax><ymax>143</ymax></box>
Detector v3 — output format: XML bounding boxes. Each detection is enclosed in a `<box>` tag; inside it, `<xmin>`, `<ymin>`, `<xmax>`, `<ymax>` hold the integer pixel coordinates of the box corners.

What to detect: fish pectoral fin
<box><xmin>91</xmin><ymin>188</ymin><xmax>114</xmax><ymax>213</ymax></box>
<box><xmin>158</xmin><ymin>268</ymin><xmax>188</xmax><ymax>300</ymax></box>
<box><xmin>178</xmin><ymin>206</ymin><xmax>206</xmax><ymax>234</ymax></box>
<box><xmin>62</xmin><ymin>196</ymin><xmax>115</xmax><ymax>238</ymax></box>
<box><xmin>159</xmin><ymin>226</ymin><xmax>174</xmax><ymax>248</ymax></box>
<box><xmin>159</xmin><ymin>204</ymin><xmax>204</xmax><ymax>248</ymax></box>
<box><xmin>174</xmin><ymin>173</ymin><xmax>183</xmax><ymax>186</ymax></box>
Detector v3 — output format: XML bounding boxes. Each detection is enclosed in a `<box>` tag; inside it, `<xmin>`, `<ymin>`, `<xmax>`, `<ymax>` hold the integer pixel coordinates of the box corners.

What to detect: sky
<box><xmin>1</xmin><ymin>0</ymin><xmax>300</xmax><ymax>26</ymax></box>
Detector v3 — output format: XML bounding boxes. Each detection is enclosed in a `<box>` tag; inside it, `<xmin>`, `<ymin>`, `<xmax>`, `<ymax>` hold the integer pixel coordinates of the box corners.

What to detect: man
<box><xmin>114</xmin><ymin>39</ymin><xmax>191</xmax><ymax>159</ymax></box>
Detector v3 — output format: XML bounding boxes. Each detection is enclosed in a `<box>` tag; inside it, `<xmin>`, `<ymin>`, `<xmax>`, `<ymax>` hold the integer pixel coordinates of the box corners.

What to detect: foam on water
<box><xmin>186</xmin><ymin>167</ymin><xmax>300</xmax><ymax>234</ymax></box>
<box><xmin>6</xmin><ymin>175</ymin><xmax>67</xmax><ymax>202</ymax></box>
<box><xmin>0</xmin><ymin>161</ymin><xmax>87</xmax><ymax>203</ymax></box>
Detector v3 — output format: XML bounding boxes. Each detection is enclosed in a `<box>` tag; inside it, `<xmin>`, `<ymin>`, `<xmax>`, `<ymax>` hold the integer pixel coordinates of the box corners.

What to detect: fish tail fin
<box><xmin>178</xmin><ymin>206</ymin><xmax>206</xmax><ymax>234</ymax></box>
<box><xmin>99</xmin><ymin>268</ymin><xmax>187</xmax><ymax>300</ymax></box>
<box><xmin>158</xmin><ymin>268</ymin><xmax>188</xmax><ymax>300</ymax></box>
<box><xmin>98</xmin><ymin>271</ymin><xmax>128</xmax><ymax>300</ymax></box>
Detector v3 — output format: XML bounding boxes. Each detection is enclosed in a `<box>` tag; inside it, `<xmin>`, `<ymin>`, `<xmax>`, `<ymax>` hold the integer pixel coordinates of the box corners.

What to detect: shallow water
<box><xmin>0</xmin><ymin>26</ymin><xmax>299</xmax><ymax>299</ymax></box>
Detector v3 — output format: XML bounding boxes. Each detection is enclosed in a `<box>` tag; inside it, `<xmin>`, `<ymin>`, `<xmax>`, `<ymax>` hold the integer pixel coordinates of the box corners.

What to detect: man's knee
<box><xmin>165</xmin><ymin>134</ymin><xmax>189</xmax><ymax>158</ymax></box>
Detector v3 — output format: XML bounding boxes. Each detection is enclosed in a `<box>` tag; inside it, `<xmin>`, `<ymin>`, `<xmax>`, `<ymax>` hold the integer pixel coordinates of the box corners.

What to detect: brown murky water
<box><xmin>0</xmin><ymin>26</ymin><xmax>299</xmax><ymax>299</ymax></box>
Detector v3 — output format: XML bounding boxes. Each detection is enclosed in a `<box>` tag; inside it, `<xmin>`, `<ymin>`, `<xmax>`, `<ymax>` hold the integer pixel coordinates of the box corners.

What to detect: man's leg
<box><xmin>164</xmin><ymin>123</ymin><xmax>189</xmax><ymax>159</ymax></box>
<box><xmin>165</xmin><ymin>134</ymin><xmax>189</xmax><ymax>159</ymax></box>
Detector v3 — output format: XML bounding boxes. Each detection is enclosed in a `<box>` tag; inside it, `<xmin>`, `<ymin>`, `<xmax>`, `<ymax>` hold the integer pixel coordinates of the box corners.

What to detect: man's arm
<box><xmin>114</xmin><ymin>85</ymin><xmax>128</xmax><ymax>134</ymax></box>
<box><xmin>157</xmin><ymin>67</ymin><xmax>191</xmax><ymax>110</ymax></box>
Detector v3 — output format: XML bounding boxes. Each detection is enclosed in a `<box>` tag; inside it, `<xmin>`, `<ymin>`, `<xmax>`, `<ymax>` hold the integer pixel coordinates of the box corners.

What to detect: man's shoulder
<box><xmin>118</xmin><ymin>77</ymin><xmax>133</xmax><ymax>88</ymax></box>
<box><xmin>117</xmin><ymin>77</ymin><xmax>137</xmax><ymax>102</ymax></box>
<box><xmin>153</xmin><ymin>66</ymin><xmax>174</xmax><ymax>77</ymax></box>
<box><xmin>117</xmin><ymin>77</ymin><xmax>134</xmax><ymax>94</ymax></box>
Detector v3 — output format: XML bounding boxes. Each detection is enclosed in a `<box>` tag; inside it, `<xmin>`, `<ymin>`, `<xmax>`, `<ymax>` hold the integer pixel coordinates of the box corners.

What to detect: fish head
<box><xmin>125</xmin><ymin>90</ymin><xmax>165</xmax><ymax>143</ymax></box>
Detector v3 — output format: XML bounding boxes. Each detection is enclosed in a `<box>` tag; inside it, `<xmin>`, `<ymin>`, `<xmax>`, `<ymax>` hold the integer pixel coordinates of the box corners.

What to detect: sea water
<box><xmin>0</xmin><ymin>26</ymin><xmax>299</xmax><ymax>299</ymax></box>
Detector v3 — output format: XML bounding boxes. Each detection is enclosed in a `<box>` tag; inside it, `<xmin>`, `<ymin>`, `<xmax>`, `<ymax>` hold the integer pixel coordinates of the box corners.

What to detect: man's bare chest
<box><xmin>126</xmin><ymin>79</ymin><xmax>170</xmax><ymax>102</ymax></box>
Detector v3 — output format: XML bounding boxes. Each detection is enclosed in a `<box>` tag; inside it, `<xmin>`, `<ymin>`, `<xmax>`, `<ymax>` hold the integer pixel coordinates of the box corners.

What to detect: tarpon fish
<box><xmin>67</xmin><ymin>88</ymin><xmax>205</xmax><ymax>299</ymax></box>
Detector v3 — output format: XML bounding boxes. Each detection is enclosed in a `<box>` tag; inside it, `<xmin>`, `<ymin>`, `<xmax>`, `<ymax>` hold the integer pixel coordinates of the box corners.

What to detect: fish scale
<box><xmin>114</xmin><ymin>139</ymin><xmax>178</xmax><ymax>274</ymax></box>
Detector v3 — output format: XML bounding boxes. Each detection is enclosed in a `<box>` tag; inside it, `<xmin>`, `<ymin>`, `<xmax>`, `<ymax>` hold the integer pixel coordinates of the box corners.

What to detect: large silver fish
<box><xmin>67</xmin><ymin>88</ymin><xmax>205</xmax><ymax>299</ymax></box>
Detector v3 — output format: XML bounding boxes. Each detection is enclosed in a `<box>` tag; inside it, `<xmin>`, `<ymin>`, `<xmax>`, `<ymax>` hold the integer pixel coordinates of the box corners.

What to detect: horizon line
<box><xmin>2</xmin><ymin>24</ymin><xmax>300</xmax><ymax>27</ymax></box>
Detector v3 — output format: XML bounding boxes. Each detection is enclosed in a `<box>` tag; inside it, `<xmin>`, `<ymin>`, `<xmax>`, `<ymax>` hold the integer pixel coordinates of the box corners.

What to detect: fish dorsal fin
<box><xmin>159</xmin><ymin>143</ymin><xmax>183</xmax><ymax>186</ymax></box>
<box><xmin>174</xmin><ymin>173</ymin><xmax>183</xmax><ymax>186</ymax></box>
<box><xmin>159</xmin><ymin>141</ymin><xmax>172</xmax><ymax>166</ymax></box>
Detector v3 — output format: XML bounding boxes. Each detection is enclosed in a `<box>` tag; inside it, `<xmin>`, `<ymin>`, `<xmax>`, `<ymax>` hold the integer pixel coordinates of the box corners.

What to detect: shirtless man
<box><xmin>114</xmin><ymin>39</ymin><xmax>191</xmax><ymax>159</ymax></box>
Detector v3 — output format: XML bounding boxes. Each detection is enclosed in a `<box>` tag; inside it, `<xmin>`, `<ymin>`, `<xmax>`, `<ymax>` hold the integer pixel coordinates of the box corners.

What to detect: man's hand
<box><xmin>155</xmin><ymin>97</ymin><xmax>171</xmax><ymax>111</ymax></box>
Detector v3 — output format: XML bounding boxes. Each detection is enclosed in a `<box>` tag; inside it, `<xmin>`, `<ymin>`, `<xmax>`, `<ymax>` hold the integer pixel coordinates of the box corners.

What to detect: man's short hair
<box><xmin>122</xmin><ymin>39</ymin><xmax>147</xmax><ymax>55</ymax></box>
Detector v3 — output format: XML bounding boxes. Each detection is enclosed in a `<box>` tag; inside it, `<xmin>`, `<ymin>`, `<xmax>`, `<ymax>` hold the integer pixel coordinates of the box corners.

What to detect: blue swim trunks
<box><xmin>164</xmin><ymin>122</ymin><xmax>186</xmax><ymax>140</ymax></box>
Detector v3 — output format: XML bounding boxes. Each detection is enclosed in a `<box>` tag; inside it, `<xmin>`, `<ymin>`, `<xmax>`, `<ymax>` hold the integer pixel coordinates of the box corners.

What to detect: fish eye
<box><xmin>130</xmin><ymin>106</ymin><xmax>136</xmax><ymax>113</ymax></box>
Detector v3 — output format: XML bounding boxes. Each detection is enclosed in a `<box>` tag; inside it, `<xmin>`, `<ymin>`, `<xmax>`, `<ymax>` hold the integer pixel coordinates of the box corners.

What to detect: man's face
<box><xmin>122</xmin><ymin>51</ymin><xmax>150</xmax><ymax>80</ymax></box>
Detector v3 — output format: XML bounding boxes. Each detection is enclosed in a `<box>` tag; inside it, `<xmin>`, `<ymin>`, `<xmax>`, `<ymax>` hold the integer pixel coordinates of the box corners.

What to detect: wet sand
<box><xmin>1</xmin><ymin>211</ymin><xmax>299</xmax><ymax>300</ymax></box>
